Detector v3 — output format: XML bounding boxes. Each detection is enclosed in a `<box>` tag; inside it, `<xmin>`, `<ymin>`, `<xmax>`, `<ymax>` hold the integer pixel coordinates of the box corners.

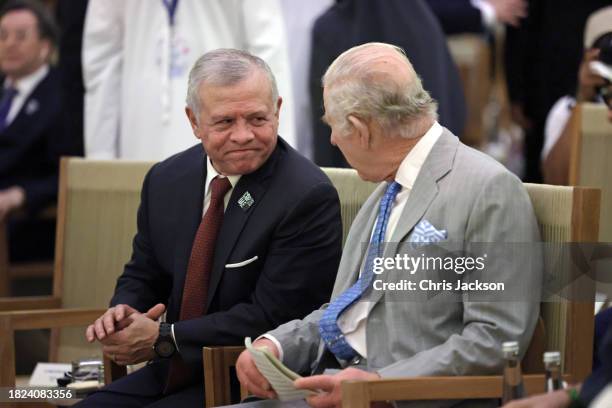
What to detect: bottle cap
<box><xmin>502</xmin><ymin>341</ymin><xmax>519</xmax><ymax>353</ymax></box>
<box><xmin>543</xmin><ymin>351</ymin><xmax>561</xmax><ymax>364</ymax></box>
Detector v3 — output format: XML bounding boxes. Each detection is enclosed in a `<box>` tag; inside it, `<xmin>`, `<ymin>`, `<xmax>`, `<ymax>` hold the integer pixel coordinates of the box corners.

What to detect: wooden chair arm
<box><xmin>0</xmin><ymin>295</ymin><xmax>61</xmax><ymax>311</ymax></box>
<box><xmin>0</xmin><ymin>308</ymin><xmax>105</xmax><ymax>387</ymax></box>
<box><xmin>341</xmin><ymin>374</ymin><xmax>573</xmax><ymax>407</ymax></box>
<box><xmin>203</xmin><ymin>346</ymin><xmax>246</xmax><ymax>407</ymax></box>
<box><xmin>103</xmin><ymin>354</ymin><xmax>127</xmax><ymax>385</ymax></box>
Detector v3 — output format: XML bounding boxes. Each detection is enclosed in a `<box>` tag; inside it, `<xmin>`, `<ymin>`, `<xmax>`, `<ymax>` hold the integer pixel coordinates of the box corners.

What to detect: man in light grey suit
<box><xmin>236</xmin><ymin>42</ymin><xmax>542</xmax><ymax>407</ymax></box>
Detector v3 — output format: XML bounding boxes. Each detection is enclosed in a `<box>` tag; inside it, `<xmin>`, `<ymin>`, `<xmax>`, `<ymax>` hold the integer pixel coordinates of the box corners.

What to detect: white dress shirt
<box><xmin>4</xmin><ymin>64</ymin><xmax>49</xmax><ymax>126</ymax></box>
<box><xmin>265</xmin><ymin>122</ymin><xmax>443</xmax><ymax>361</ymax></box>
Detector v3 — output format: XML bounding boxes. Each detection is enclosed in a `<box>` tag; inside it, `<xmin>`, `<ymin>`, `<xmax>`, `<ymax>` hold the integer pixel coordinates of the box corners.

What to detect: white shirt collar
<box><xmin>4</xmin><ymin>64</ymin><xmax>49</xmax><ymax>96</ymax></box>
<box><xmin>205</xmin><ymin>157</ymin><xmax>241</xmax><ymax>194</ymax></box>
<box><xmin>395</xmin><ymin>121</ymin><xmax>443</xmax><ymax>190</ymax></box>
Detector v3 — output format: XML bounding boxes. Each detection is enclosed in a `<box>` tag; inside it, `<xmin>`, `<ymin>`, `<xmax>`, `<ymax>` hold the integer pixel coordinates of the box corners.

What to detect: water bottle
<box><xmin>544</xmin><ymin>351</ymin><xmax>563</xmax><ymax>392</ymax></box>
<box><xmin>501</xmin><ymin>341</ymin><xmax>525</xmax><ymax>404</ymax></box>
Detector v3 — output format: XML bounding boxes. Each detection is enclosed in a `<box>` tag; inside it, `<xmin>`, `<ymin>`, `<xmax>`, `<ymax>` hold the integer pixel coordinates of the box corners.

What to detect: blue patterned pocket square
<box><xmin>409</xmin><ymin>220</ymin><xmax>447</xmax><ymax>244</ymax></box>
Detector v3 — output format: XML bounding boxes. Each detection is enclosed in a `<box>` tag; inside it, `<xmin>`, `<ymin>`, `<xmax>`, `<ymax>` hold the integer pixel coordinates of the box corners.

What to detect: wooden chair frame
<box><xmin>203</xmin><ymin>346</ymin><xmax>247</xmax><ymax>407</ymax></box>
<box><xmin>0</xmin><ymin>309</ymin><xmax>103</xmax><ymax>385</ymax></box>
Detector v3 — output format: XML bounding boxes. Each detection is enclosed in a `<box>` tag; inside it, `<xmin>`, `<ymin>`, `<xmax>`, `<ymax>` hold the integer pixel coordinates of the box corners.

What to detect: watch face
<box><xmin>156</xmin><ymin>341</ymin><xmax>175</xmax><ymax>358</ymax></box>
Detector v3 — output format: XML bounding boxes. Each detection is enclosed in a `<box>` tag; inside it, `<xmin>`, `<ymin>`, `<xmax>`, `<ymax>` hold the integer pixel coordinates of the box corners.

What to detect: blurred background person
<box><xmin>82</xmin><ymin>0</ymin><xmax>295</xmax><ymax>160</ymax></box>
<box><xmin>309</xmin><ymin>0</ymin><xmax>466</xmax><ymax>167</ymax></box>
<box><xmin>55</xmin><ymin>0</ymin><xmax>88</xmax><ymax>157</ymax></box>
<box><xmin>280</xmin><ymin>0</ymin><xmax>332</xmax><ymax>160</ymax></box>
<box><xmin>542</xmin><ymin>6</ymin><xmax>612</xmax><ymax>185</ymax></box>
<box><xmin>504</xmin><ymin>0</ymin><xmax>610</xmax><ymax>182</ymax></box>
<box><xmin>0</xmin><ymin>0</ymin><xmax>68</xmax><ymax>376</ymax></box>
<box><xmin>0</xmin><ymin>0</ymin><xmax>63</xmax><ymax>264</ymax></box>
<box><xmin>427</xmin><ymin>0</ymin><xmax>528</xmax><ymax>35</ymax></box>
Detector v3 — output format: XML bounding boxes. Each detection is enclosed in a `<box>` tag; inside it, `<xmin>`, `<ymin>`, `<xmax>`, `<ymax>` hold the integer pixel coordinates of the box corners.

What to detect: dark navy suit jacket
<box><xmin>0</xmin><ymin>68</ymin><xmax>63</xmax><ymax>215</ymax></box>
<box><xmin>109</xmin><ymin>138</ymin><xmax>343</xmax><ymax>392</ymax></box>
<box><xmin>426</xmin><ymin>0</ymin><xmax>484</xmax><ymax>34</ymax></box>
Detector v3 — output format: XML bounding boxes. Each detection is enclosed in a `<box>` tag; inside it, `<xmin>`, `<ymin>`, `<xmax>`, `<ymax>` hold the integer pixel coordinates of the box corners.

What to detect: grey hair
<box><xmin>323</xmin><ymin>42</ymin><xmax>438</xmax><ymax>138</ymax></box>
<box><xmin>186</xmin><ymin>48</ymin><xmax>279</xmax><ymax>121</ymax></box>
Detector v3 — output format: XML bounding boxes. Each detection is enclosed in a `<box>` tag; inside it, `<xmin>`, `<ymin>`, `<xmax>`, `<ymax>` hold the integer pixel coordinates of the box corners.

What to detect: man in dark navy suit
<box><xmin>0</xmin><ymin>0</ymin><xmax>64</xmax><ymax>263</ymax></box>
<box><xmin>77</xmin><ymin>49</ymin><xmax>343</xmax><ymax>407</ymax></box>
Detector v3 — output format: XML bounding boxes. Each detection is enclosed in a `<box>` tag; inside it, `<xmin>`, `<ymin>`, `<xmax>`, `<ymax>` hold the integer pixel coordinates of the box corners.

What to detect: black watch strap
<box><xmin>154</xmin><ymin>322</ymin><xmax>176</xmax><ymax>358</ymax></box>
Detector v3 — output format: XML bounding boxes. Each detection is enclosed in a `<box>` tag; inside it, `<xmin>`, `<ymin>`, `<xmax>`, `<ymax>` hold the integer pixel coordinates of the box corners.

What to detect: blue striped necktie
<box><xmin>319</xmin><ymin>181</ymin><xmax>401</xmax><ymax>360</ymax></box>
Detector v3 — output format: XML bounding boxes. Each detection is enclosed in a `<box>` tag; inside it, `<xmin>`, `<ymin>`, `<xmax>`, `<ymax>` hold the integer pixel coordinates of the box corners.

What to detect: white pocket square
<box><xmin>225</xmin><ymin>255</ymin><xmax>259</xmax><ymax>269</ymax></box>
<box><xmin>409</xmin><ymin>220</ymin><xmax>447</xmax><ymax>244</ymax></box>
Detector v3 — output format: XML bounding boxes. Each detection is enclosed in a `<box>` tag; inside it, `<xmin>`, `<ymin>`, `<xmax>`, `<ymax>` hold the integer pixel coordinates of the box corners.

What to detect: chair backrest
<box><xmin>569</xmin><ymin>103</ymin><xmax>612</xmax><ymax>243</ymax></box>
<box><xmin>55</xmin><ymin>158</ymin><xmax>155</xmax><ymax>361</ymax></box>
<box><xmin>321</xmin><ymin>167</ymin><xmax>378</xmax><ymax>246</ymax></box>
<box><xmin>524</xmin><ymin>183</ymin><xmax>600</xmax><ymax>382</ymax></box>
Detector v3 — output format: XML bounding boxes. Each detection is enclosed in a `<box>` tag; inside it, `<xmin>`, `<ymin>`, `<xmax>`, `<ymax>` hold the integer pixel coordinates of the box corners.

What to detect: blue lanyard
<box><xmin>162</xmin><ymin>0</ymin><xmax>179</xmax><ymax>26</ymax></box>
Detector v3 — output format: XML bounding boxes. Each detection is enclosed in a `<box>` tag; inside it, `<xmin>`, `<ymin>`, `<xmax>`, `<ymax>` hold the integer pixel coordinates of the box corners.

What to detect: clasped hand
<box><xmin>85</xmin><ymin>303</ymin><xmax>165</xmax><ymax>365</ymax></box>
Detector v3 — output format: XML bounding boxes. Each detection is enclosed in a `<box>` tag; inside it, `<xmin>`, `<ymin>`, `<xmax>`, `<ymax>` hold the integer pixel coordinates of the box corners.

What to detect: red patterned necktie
<box><xmin>165</xmin><ymin>175</ymin><xmax>232</xmax><ymax>393</ymax></box>
<box><xmin>180</xmin><ymin>175</ymin><xmax>232</xmax><ymax>319</ymax></box>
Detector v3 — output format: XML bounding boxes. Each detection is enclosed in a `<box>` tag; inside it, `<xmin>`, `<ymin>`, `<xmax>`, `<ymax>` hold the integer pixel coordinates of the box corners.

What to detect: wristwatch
<box><xmin>153</xmin><ymin>322</ymin><xmax>176</xmax><ymax>358</ymax></box>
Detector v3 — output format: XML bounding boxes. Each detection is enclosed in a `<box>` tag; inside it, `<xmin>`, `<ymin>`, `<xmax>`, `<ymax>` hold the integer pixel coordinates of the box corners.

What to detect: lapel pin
<box><xmin>25</xmin><ymin>99</ymin><xmax>39</xmax><ymax>115</ymax></box>
<box><xmin>238</xmin><ymin>191</ymin><xmax>254</xmax><ymax>211</ymax></box>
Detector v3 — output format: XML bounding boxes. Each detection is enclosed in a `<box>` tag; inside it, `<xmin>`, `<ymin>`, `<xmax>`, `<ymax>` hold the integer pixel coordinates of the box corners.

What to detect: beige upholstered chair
<box><xmin>0</xmin><ymin>158</ymin><xmax>155</xmax><ymax>389</ymax></box>
<box><xmin>340</xmin><ymin>183</ymin><xmax>600</xmax><ymax>407</ymax></box>
<box><xmin>568</xmin><ymin>103</ymin><xmax>612</xmax><ymax>244</ymax></box>
<box><xmin>320</xmin><ymin>167</ymin><xmax>378</xmax><ymax>245</ymax></box>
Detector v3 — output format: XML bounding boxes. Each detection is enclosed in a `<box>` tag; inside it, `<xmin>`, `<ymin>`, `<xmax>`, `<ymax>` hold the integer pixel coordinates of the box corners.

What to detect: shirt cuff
<box><xmin>170</xmin><ymin>323</ymin><xmax>180</xmax><ymax>352</ymax></box>
<box><xmin>471</xmin><ymin>0</ymin><xmax>496</xmax><ymax>29</ymax></box>
<box><xmin>257</xmin><ymin>334</ymin><xmax>284</xmax><ymax>362</ymax></box>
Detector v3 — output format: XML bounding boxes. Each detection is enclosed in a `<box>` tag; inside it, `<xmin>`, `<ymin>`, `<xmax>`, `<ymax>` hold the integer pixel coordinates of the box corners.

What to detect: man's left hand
<box><xmin>101</xmin><ymin>312</ymin><xmax>160</xmax><ymax>365</ymax></box>
<box><xmin>294</xmin><ymin>367</ymin><xmax>381</xmax><ymax>408</ymax></box>
<box><xmin>0</xmin><ymin>187</ymin><xmax>25</xmax><ymax>221</ymax></box>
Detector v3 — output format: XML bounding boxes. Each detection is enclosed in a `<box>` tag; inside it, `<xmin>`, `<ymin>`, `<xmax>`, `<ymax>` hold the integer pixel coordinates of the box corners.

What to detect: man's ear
<box><xmin>347</xmin><ymin>115</ymin><xmax>370</xmax><ymax>148</ymax></box>
<box><xmin>274</xmin><ymin>97</ymin><xmax>282</xmax><ymax>119</ymax></box>
<box><xmin>185</xmin><ymin>107</ymin><xmax>201</xmax><ymax>139</ymax></box>
<box><xmin>39</xmin><ymin>42</ymin><xmax>51</xmax><ymax>62</ymax></box>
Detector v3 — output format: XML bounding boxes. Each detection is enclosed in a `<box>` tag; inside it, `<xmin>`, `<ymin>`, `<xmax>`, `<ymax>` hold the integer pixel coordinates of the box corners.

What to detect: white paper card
<box><xmin>245</xmin><ymin>338</ymin><xmax>317</xmax><ymax>402</ymax></box>
<box><xmin>28</xmin><ymin>363</ymin><xmax>71</xmax><ymax>387</ymax></box>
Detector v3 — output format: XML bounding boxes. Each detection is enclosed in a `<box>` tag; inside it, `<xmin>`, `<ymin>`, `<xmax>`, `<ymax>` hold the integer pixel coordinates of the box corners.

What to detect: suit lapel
<box><xmin>172</xmin><ymin>150</ymin><xmax>207</xmax><ymax>317</ymax></box>
<box><xmin>204</xmin><ymin>143</ymin><xmax>282</xmax><ymax>311</ymax></box>
<box><xmin>369</xmin><ymin>130</ymin><xmax>458</xmax><ymax>305</ymax></box>
<box><xmin>390</xmin><ymin>130</ymin><xmax>457</xmax><ymax>243</ymax></box>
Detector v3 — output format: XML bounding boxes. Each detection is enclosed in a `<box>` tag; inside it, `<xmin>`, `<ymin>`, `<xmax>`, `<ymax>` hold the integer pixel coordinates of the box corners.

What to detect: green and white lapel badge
<box><xmin>238</xmin><ymin>191</ymin><xmax>255</xmax><ymax>211</ymax></box>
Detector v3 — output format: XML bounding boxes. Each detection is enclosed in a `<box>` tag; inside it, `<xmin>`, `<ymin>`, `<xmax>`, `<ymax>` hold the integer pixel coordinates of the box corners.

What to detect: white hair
<box><xmin>323</xmin><ymin>42</ymin><xmax>438</xmax><ymax>138</ymax></box>
<box><xmin>186</xmin><ymin>48</ymin><xmax>279</xmax><ymax>121</ymax></box>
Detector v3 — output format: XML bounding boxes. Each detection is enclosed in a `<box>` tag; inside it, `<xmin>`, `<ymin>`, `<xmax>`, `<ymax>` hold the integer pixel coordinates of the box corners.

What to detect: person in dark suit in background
<box><xmin>310</xmin><ymin>0</ymin><xmax>467</xmax><ymax>168</ymax></box>
<box><xmin>55</xmin><ymin>0</ymin><xmax>88</xmax><ymax>157</ymax></box>
<box><xmin>77</xmin><ymin>49</ymin><xmax>343</xmax><ymax>407</ymax></box>
<box><xmin>426</xmin><ymin>0</ymin><xmax>527</xmax><ymax>35</ymax></box>
<box><xmin>0</xmin><ymin>0</ymin><xmax>62</xmax><ymax>262</ymax></box>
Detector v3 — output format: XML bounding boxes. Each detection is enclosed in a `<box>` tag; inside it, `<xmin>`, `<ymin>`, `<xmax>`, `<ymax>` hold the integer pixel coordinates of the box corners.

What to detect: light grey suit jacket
<box><xmin>267</xmin><ymin>129</ymin><xmax>542</xmax><ymax>404</ymax></box>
